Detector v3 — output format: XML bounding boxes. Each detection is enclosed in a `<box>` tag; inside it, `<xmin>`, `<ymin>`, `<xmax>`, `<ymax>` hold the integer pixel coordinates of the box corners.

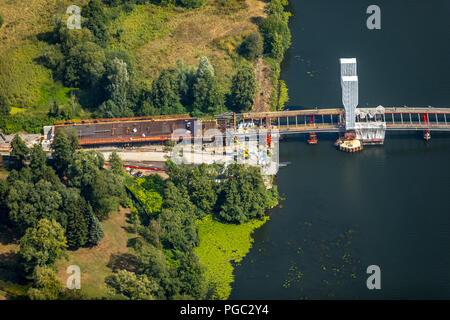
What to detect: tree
<box><xmin>51</xmin><ymin>129</ymin><xmax>77</xmax><ymax>177</ymax></box>
<box><xmin>175</xmin><ymin>59</ymin><xmax>196</xmax><ymax>106</ymax></box>
<box><xmin>270</xmin><ymin>32</ymin><xmax>285</xmax><ymax>61</ymax></box>
<box><xmin>98</xmin><ymin>99</ymin><xmax>133</xmax><ymax>118</ymax></box>
<box><xmin>0</xmin><ymin>94</ymin><xmax>10</xmax><ymax>116</ymax></box>
<box><xmin>176</xmin><ymin>251</ymin><xmax>207</xmax><ymax>299</ymax></box>
<box><xmin>63</xmin><ymin>188</ymin><xmax>89</xmax><ymax>249</ymax></box>
<box><xmin>150</xmin><ymin>69</ymin><xmax>185</xmax><ymax>115</ymax></box>
<box><xmin>27</xmin><ymin>266</ymin><xmax>65</xmax><ymax>300</ymax></box>
<box><xmin>89</xmin><ymin>169</ymin><xmax>126</xmax><ymax>219</ymax></box>
<box><xmin>99</xmin><ymin>57</ymin><xmax>134</xmax><ymax>118</ymax></box>
<box><xmin>229</xmin><ymin>64</ymin><xmax>257</xmax><ymax>112</ymax></box>
<box><xmin>259</xmin><ymin>0</ymin><xmax>291</xmax><ymax>60</ymax></box>
<box><xmin>65</xmin><ymin>41</ymin><xmax>106</xmax><ymax>87</ymax></box>
<box><xmin>19</xmin><ymin>218</ymin><xmax>67</xmax><ymax>272</ymax></box>
<box><xmin>192</xmin><ymin>57</ymin><xmax>225</xmax><ymax>115</ymax></box>
<box><xmin>29</xmin><ymin>145</ymin><xmax>47</xmax><ymax>178</ymax></box>
<box><xmin>239</xmin><ymin>31</ymin><xmax>263</xmax><ymax>61</ymax></box>
<box><xmin>196</xmin><ymin>56</ymin><xmax>214</xmax><ymax>78</ymax></box>
<box><xmin>0</xmin><ymin>14</ymin><xmax>4</xmax><ymax>28</ymax></box>
<box><xmin>108</xmin><ymin>151</ymin><xmax>125</xmax><ymax>175</ymax></box>
<box><xmin>83</xmin><ymin>0</ymin><xmax>109</xmax><ymax>46</ymax></box>
<box><xmin>87</xmin><ymin>207</ymin><xmax>104</xmax><ymax>246</ymax></box>
<box><xmin>189</xmin><ymin>164</ymin><xmax>217</xmax><ymax>216</ymax></box>
<box><xmin>7</xmin><ymin>179</ymin><xmax>64</xmax><ymax>234</ymax></box>
<box><xmin>9</xmin><ymin>135</ymin><xmax>30</xmax><ymax>170</ymax></box>
<box><xmin>66</xmin><ymin>150</ymin><xmax>104</xmax><ymax>191</ymax></box>
<box><xmin>106</xmin><ymin>270</ymin><xmax>158</xmax><ymax>300</ymax></box>
<box><xmin>159</xmin><ymin>183</ymin><xmax>199</xmax><ymax>251</ymax></box>
<box><xmin>106</xmin><ymin>58</ymin><xmax>129</xmax><ymax>107</ymax></box>
<box><xmin>217</xmin><ymin>164</ymin><xmax>268</xmax><ymax>223</ymax></box>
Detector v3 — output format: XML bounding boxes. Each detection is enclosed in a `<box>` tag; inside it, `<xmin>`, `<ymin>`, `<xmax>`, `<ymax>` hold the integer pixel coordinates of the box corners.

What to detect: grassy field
<box><xmin>0</xmin><ymin>0</ymin><xmax>266</xmax><ymax>117</ymax></box>
<box><xmin>0</xmin><ymin>0</ymin><xmax>84</xmax><ymax>111</ymax></box>
<box><xmin>55</xmin><ymin>207</ymin><xmax>135</xmax><ymax>298</ymax></box>
<box><xmin>134</xmin><ymin>0</ymin><xmax>266</xmax><ymax>88</ymax></box>
<box><xmin>0</xmin><ymin>205</ymin><xmax>134</xmax><ymax>299</ymax></box>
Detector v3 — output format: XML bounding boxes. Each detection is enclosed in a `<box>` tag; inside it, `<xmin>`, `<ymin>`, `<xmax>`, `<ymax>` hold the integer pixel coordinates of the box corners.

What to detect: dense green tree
<box><xmin>29</xmin><ymin>145</ymin><xmax>47</xmax><ymax>177</ymax></box>
<box><xmin>108</xmin><ymin>151</ymin><xmax>125</xmax><ymax>175</ymax></box>
<box><xmin>189</xmin><ymin>164</ymin><xmax>217</xmax><ymax>216</ymax></box>
<box><xmin>87</xmin><ymin>207</ymin><xmax>104</xmax><ymax>246</ymax></box>
<box><xmin>191</xmin><ymin>56</ymin><xmax>225</xmax><ymax>115</ymax></box>
<box><xmin>196</xmin><ymin>56</ymin><xmax>214</xmax><ymax>78</ymax></box>
<box><xmin>159</xmin><ymin>182</ymin><xmax>199</xmax><ymax>251</ymax></box>
<box><xmin>66</xmin><ymin>150</ymin><xmax>104</xmax><ymax>190</ymax></box>
<box><xmin>239</xmin><ymin>31</ymin><xmax>263</xmax><ymax>61</ymax></box>
<box><xmin>27</xmin><ymin>266</ymin><xmax>65</xmax><ymax>300</ymax></box>
<box><xmin>83</xmin><ymin>0</ymin><xmax>109</xmax><ymax>46</ymax></box>
<box><xmin>133</xmin><ymin>243</ymin><xmax>171</xmax><ymax>298</ymax></box>
<box><xmin>0</xmin><ymin>94</ymin><xmax>10</xmax><ymax>116</ymax></box>
<box><xmin>175</xmin><ymin>59</ymin><xmax>196</xmax><ymax>106</ymax></box>
<box><xmin>150</xmin><ymin>69</ymin><xmax>185</xmax><ymax>115</ymax></box>
<box><xmin>105</xmin><ymin>58</ymin><xmax>129</xmax><ymax>107</ymax></box>
<box><xmin>29</xmin><ymin>145</ymin><xmax>60</xmax><ymax>184</ymax></box>
<box><xmin>259</xmin><ymin>0</ymin><xmax>291</xmax><ymax>60</ymax></box>
<box><xmin>217</xmin><ymin>179</ymin><xmax>246</xmax><ymax>223</ymax></box>
<box><xmin>90</xmin><ymin>169</ymin><xmax>126</xmax><ymax>219</ymax></box>
<box><xmin>9</xmin><ymin>135</ymin><xmax>30</xmax><ymax>170</ymax></box>
<box><xmin>106</xmin><ymin>270</ymin><xmax>158</xmax><ymax>300</ymax></box>
<box><xmin>7</xmin><ymin>179</ymin><xmax>64</xmax><ymax>234</ymax></box>
<box><xmin>63</xmin><ymin>188</ymin><xmax>89</xmax><ymax>249</ymax></box>
<box><xmin>217</xmin><ymin>164</ymin><xmax>268</xmax><ymax>223</ymax></box>
<box><xmin>51</xmin><ymin>130</ymin><xmax>77</xmax><ymax>177</ymax></box>
<box><xmin>99</xmin><ymin>57</ymin><xmax>134</xmax><ymax>118</ymax></box>
<box><xmin>19</xmin><ymin>218</ymin><xmax>68</xmax><ymax>272</ymax></box>
<box><xmin>229</xmin><ymin>64</ymin><xmax>257</xmax><ymax>112</ymax></box>
<box><xmin>98</xmin><ymin>99</ymin><xmax>134</xmax><ymax>118</ymax></box>
<box><xmin>65</xmin><ymin>41</ymin><xmax>106</xmax><ymax>87</ymax></box>
<box><xmin>176</xmin><ymin>251</ymin><xmax>207</xmax><ymax>299</ymax></box>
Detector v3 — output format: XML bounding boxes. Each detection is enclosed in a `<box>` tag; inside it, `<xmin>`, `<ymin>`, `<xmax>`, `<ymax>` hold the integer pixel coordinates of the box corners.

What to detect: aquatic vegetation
<box><xmin>195</xmin><ymin>214</ymin><xmax>269</xmax><ymax>300</ymax></box>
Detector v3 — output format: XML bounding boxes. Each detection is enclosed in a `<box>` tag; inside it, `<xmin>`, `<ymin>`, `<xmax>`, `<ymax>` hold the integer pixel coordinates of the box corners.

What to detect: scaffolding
<box><xmin>340</xmin><ymin>58</ymin><xmax>359</xmax><ymax>130</ymax></box>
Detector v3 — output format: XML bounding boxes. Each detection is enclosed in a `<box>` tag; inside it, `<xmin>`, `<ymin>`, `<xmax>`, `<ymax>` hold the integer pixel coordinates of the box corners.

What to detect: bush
<box><xmin>0</xmin><ymin>15</ymin><xmax>4</xmax><ymax>28</ymax></box>
<box><xmin>239</xmin><ymin>31</ymin><xmax>263</xmax><ymax>61</ymax></box>
<box><xmin>179</xmin><ymin>0</ymin><xmax>205</xmax><ymax>8</ymax></box>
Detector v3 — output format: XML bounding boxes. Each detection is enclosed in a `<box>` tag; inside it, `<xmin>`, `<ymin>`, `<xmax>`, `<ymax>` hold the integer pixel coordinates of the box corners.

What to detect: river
<box><xmin>230</xmin><ymin>0</ymin><xmax>450</xmax><ymax>299</ymax></box>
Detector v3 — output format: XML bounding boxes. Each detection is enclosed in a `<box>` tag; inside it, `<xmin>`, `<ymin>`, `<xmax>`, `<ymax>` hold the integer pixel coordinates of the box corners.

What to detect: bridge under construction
<box><xmin>42</xmin><ymin>58</ymin><xmax>450</xmax><ymax>152</ymax></box>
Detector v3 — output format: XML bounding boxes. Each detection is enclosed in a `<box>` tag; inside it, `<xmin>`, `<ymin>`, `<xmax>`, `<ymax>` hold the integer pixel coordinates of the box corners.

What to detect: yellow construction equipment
<box><xmin>234</xmin><ymin>136</ymin><xmax>249</xmax><ymax>158</ymax></box>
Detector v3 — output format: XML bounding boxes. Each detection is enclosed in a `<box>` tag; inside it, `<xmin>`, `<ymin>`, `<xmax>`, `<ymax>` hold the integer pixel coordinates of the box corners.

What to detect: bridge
<box><xmin>231</xmin><ymin>107</ymin><xmax>450</xmax><ymax>134</ymax></box>
<box><xmin>42</xmin><ymin>58</ymin><xmax>449</xmax><ymax>150</ymax></box>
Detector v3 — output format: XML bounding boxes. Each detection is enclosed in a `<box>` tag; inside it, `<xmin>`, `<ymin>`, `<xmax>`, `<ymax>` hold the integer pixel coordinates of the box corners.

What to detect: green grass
<box><xmin>0</xmin><ymin>42</ymin><xmax>53</xmax><ymax>109</ymax></box>
<box><xmin>107</xmin><ymin>4</ymin><xmax>177</xmax><ymax>52</ymax></box>
<box><xmin>36</xmin><ymin>81</ymin><xmax>73</xmax><ymax>112</ymax></box>
<box><xmin>55</xmin><ymin>208</ymin><xmax>134</xmax><ymax>298</ymax></box>
<box><xmin>195</xmin><ymin>214</ymin><xmax>269</xmax><ymax>300</ymax></box>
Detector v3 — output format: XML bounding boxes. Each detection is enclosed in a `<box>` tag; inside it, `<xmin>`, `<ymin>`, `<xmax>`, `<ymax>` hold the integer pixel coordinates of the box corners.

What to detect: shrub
<box><xmin>179</xmin><ymin>0</ymin><xmax>205</xmax><ymax>9</ymax></box>
<box><xmin>239</xmin><ymin>31</ymin><xmax>263</xmax><ymax>61</ymax></box>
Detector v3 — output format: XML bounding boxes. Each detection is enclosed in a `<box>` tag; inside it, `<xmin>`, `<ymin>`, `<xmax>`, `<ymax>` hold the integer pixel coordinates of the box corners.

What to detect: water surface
<box><xmin>230</xmin><ymin>0</ymin><xmax>450</xmax><ymax>299</ymax></box>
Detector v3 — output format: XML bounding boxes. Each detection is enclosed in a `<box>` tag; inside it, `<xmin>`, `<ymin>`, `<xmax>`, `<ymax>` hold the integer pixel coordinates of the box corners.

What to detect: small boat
<box><xmin>279</xmin><ymin>162</ymin><xmax>291</xmax><ymax>167</ymax></box>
